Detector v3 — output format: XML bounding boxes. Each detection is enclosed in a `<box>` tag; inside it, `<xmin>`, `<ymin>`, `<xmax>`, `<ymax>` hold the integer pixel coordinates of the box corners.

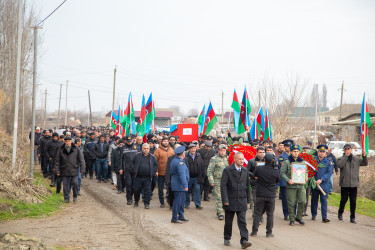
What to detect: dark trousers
<box><xmin>172</xmin><ymin>191</ymin><xmax>186</xmax><ymax>221</ymax></box>
<box><xmin>50</xmin><ymin>158</ymin><xmax>56</xmax><ymax>184</ymax></box>
<box><xmin>158</xmin><ymin>175</ymin><xmax>166</xmax><ymax>205</ymax></box>
<box><xmin>311</xmin><ymin>188</ymin><xmax>328</xmax><ymax>219</ymax></box>
<box><xmin>201</xmin><ymin>176</ymin><xmax>210</xmax><ymax>199</ymax></box>
<box><xmin>85</xmin><ymin>157</ymin><xmax>95</xmax><ymax>177</ymax></box>
<box><xmin>305</xmin><ymin>182</ymin><xmax>311</xmax><ymax>213</ymax></box>
<box><xmin>186</xmin><ymin>177</ymin><xmax>201</xmax><ymax>207</ymax></box>
<box><xmin>63</xmin><ymin>176</ymin><xmax>78</xmax><ymax>201</ymax></box>
<box><xmin>133</xmin><ymin>176</ymin><xmax>152</xmax><ymax>205</ymax></box>
<box><xmin>252</xmin><ymin>197</ymin><xmax>275</xmax><ymax>235</ymax></box>
<box><xmin>96</xmin><ymin>158</ymin><xmax>108</xmax><ymax>181</ymax></box>
<box><xmin>251</xmin><ymin>186</ymin><xmax>256</xmax><ymax>215</ymax></box>
<box><xmin>339</xmin><ymin>187</ymin><xmax>357</xmax><ymax>219</ymax></box>
<box><xmin>151</xmin><ymin>175</ymin><xmax>158</xmax><ymax>194</ymax></box>
<box><xmin>41</xmin><ymin>155</ymin><xmax>49</xmax><ymax>177</ymax></box>
<box><xmin>125</xmin><ymin>170</ymin><xmax>133</xmax><ymax>202</ymax></box>
<box><xmin>116</xmin><ymin>172</ymin><xmax>125</xmax><ymax>191</ymax></box>
<box><xmin>224</xmin><ymin>210</ymin><xmax>248</xmax><ymax>245</ymax></box>
<box><xmin>280</xmin><ymin>186</ymin><xmax>289</xmax><ymax>216</ymax></box>
<box><xmin>56</xmin><ymin>175</ymin><xmax>62</xmax><ymax>193</ymax></box>
<box><xmin>167</xmin><ymin>186</ymin><xmax>174</xmax><ymax>207</ymax></box>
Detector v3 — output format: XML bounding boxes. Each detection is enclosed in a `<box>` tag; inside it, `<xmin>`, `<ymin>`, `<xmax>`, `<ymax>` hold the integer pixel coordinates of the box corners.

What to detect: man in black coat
<box><xmin>251</xmin><ymin>153</ymin><xmax>280</xmax><ymax>238</ymax></box>
<box><xmin>38</xmin><ymin>130</ymin><xmax>52</xmax><ymax>178</ymax></box>
<box><xmin>247</xmin><ymin>146</ymin><xmax>266</xmax><ymax>214</ymax></box>
<box><xmin>111</xmin><ymin>139</ymin><xmax>125</xmax><ymax>194</ymax></box>
<box><xmin>93</xmin><ymin>135</ymin><xmax>110</xmax><ymax>183</ymax></box>
<box><xmin>83</xmin><ymin>132</ymin><xmax>97</xmax><ymax>179</ymax></box>
<box><xmin>55</xmin><ymin>137</ymin><xmax>86</xmax><ymax>203</ymax></box>
<box><xmin>46</xmin><ymin>133</ymin><xmax>64</xmax><ymax>190</ymax></box>
<box><xmin>198</xmin><ymin>141</ymin><xmax>216</xmax><ymax>201</ymax></box>
<box><xmin>221</xmin><ymin>152</ymin><xmax>252</xmax><ymax>249</ymax></box>
<box><xmin>122</xmin><ymin>136</ymin><xmax>140</xmax><ymax>205</ymax></box>
<box><xmin>131</xmin><ymin>143</ymin><xmax>158</xmax><ymax>209</ymax></box>
<box><xmin>184</xmin><ymin>144</ymin><xmax>205</xmax><ymax>209</ymax></box>
<box><xmin>29</xmin><ymin>127</ymin><xmax>42</xmax><ymax>164</ymax></box>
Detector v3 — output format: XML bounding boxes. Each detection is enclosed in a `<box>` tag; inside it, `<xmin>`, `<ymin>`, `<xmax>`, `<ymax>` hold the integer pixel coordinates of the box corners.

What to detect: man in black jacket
<box><xmin>38</xmin><ymin>130</ymin><xmax>52</xmax><ymax>178</ymax></box>
<box><xmin>29</xmin><ymin>127</ymin><xmax>42</xmax><ymax>164</ymax></box>
<box><xmin>47</xmin><ymin>133</ymin><xmax>64</xmax><ymax>190</ymax></box>
<box><xmin>93</xmin><ymin>135</ymin><xmax>110</xmax><ymax>183</ymax></box>
<box><xmin>221</xmin><ymin>152</ymin><xmax>252</xmax><ymax>249</ymax></box>
<box><xmin>184</xmin><ymin>144</ymin><xmax>205</xmax><ymax>210</ymax></box>
<box><xmin>198</xmin><ymin>141</ymin><xmax>216</xmax><ymax>201</ymax></box>
<box><xmin>131</xmin><ymin>143</ymin><xmax>158</xmax><ymax>209</ymax></box>
<box><xmin>251</xmin><ymin>153</ymin><xmax>280</xmax><ymax>238</ymax></box>
<box><xmin>247</xmin><ymin>146</ymin><xmax>265</xmax><ymax>215</ymax></box>
<box><xmin>83</xmin><ymin>132</ymin><xmax>97</xmax><ymax>179</ymax></box>
<box><xmin>111</xmin><ymin>139</ymin><xmax>125</xmax><ymax>194</ymax></box>
<box><xmin>55</xmin><ymin>137</ymin><xmax>86</xmax><ymax>203</ymax></box>
<box><xmin>122</xmin><ymin>136</ymin><xmax>140</xmax><ymax>205</ymax></box>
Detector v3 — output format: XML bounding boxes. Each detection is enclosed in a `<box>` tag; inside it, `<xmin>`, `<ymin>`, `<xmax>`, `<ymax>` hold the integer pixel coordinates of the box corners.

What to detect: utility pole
<box><xmin>314</xmin><ymin>84</ymin><xmax>318</xmax><ymax>148</ymax></box>
<box><xmin>43</xmin><ymin>89</ymin><xmax>47</xmax><ymax>128</ymax></box>
<box><xmin>12</xmin><ymin>0</ymin><xmax>24</xmax><ymax>169</ymax></box>
<box><xmin>258</xmin><ymin>90</ymin><xmax>261</xmax><ymax>108</ymax></box>
<box><xmin>88</xmin><ymin>90</ymin><xmax>93</xmax><ymax>127</ymax></box>
<box><xmin>30</xmin><ymin>26</ymin><xmax>40</xmax><ymax>178</ymax></box>
<box><xmin>339</xmin><ymin>81</ymin><xmax>344</xmax><ymax>119</ymax></box>
<box><xmin>21</xmin><ymin>69</ymin><xmax>25</xmax><ymax>140</ymax></box>
<box><xmin>64</xmin><ymin>80</ymin><xmax>68</xmax><ymax>126</ymax></box>
<box><xmin>112</xmin><ymin>66</ymin><xmax>117</xmax><ymax>113</ymax></box>
<box><xmin>57</xmin><ymin>83</ymin><xmax>62</xmax><ymax>129</ymax></box>
<box><xmin>221</xmin><ymin>91</ymin><xmax>224</xmax><ymax>124</ymax></box>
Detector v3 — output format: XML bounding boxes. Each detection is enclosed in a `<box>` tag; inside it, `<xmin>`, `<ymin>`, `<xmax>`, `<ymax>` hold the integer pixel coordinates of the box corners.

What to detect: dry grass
<box><xmin>0</xmin><ymin>129</ymin><xmax>50</xmax><ymax>204</ymax></box>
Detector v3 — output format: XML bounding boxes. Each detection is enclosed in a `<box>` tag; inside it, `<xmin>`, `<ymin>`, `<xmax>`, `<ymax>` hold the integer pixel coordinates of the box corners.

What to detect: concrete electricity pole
<box><xmin>43</xmin><ymin>89</ymin><xmax>47</xmax><ymax>128</ymax></box>
<box><xmin>64</xmin><ymin>80</ymin><xmax>68</xmax><ymax>126</ymax></box>
<box><xmin>112</xmin><ymin>66</ymin><xmax>117</xmax><ymax>113</ymax></box>
<box><xmin>11</xmin><ymin>0</ymin><xmax>24</xmax><ymax>169</ymax></box>
<box><xmin>57</xmin><ymin>83</ymin><xmax>62</xmax><ymax>129</ymax></box>
<box><xmin>339</xmin><ymin>81</ymin><xmax>344</xmax><ymax>119</ymax></box>
<box><xmin>88</xmin><ymin>90</ymin><xmax>93</xmax><ymax>127</ymax></box>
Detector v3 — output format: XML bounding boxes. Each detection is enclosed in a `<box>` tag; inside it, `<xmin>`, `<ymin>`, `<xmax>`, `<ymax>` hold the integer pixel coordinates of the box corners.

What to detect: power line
<box><xmin>36</xmin><ymin>0</ymin><xmax>67</xmax><ymax>26</ymax></box>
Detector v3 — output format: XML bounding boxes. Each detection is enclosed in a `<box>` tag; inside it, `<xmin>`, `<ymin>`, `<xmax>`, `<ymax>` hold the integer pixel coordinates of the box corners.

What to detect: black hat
<box><xmin>147</xmin><ymin>139</ymin><xmax>155</xmax><ymax>144</ymax></box>
<box><xmin>207</xmin><ymin>135</ymin><xmax>213</xmax><ymax>140</ymax></box>
<box><xmin>162</xmin><ymin>136</ymin><xmax>169</xmax><ymax>141</ymax></box>
<box><xmin>282</xmin><ymin>139</ymin><xmax>294</xmax><ymax>147</ymax></box>
<box><xmin>52</xmin><ymin>132</ymin><xmax>59</xmax><ymax>137</ymax></box>
<box><xmin>89</xmin><ymin>132</ymin><xmax>95</xmax><ymax>136</ymax></box>
<box><xmin>212</xmin><ymin>138</ymin><xmax>218</xmax><ymax>143</ymax></box>
<box><xmin>265</xmin><ymin>153</ymin><xmax>275</xmax><ymax>163</ymax></box>
<box><xmin>343</xmin><ymin>143</ymin><xmax>352</xmax><ymax>149</ymax></box>
<box><xmin>290</xmin><ymin>144</ymin><xmax>300</xmax><ymax>151</ymax></box>
<box><xmin>201</xmin><ymin>135</ymin><xmax>208</xmax><ymax>140</ymax></box>
<box><xmin>317</xmin><ymin>144</ymin><xmax>328</xmax><ymax>151</ymax></box>
<box><xmin>302</xmin><ymin>146</ymin><xmax>311</xmax><ymax>150</ymax></box>
<box><xmin>118</xmin><ymin>139</ymin><xmax>125</xmax><ymax>144</ymax></box>
<box><xmin>115</xmin><ymin>136</ymin><xmax>121</xmax><ymax>140</ymax></box>
<box><xmin>64</xmin><ymin>136</ymin><xmax>72</xmax><ymax>141</ymax></box>
<box><xmin>306</xmin><ymin>141</ymin><xmax>313</xmax><ymax>146</ymax></box>
<box><xmin>126</xmin><ymin>136</ymin><xmax>132</xmax><ymax>142</ymax></box>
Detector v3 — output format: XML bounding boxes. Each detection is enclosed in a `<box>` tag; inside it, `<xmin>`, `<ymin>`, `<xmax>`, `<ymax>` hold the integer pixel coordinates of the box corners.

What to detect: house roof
<box><xmin>288</xmin><ymin>107</ymin><xmax>329</xmax><ymax>118</ymax></box>
<box><xmin>106</xmin><ymin>110</ymin><xmax>173</xmax><ymax>118</ymax></box>
<box><xmin>321</xmin><ymin>104</ymin><xmax>375</xmax><ymax>117</ymax></box>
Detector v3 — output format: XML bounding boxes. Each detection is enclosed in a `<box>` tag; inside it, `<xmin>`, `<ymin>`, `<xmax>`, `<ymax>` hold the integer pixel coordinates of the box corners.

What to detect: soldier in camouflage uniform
<box><xmin>207</xmin><ymin>144</ymin><xmax>229</xmax><ymax>220</ymax></box>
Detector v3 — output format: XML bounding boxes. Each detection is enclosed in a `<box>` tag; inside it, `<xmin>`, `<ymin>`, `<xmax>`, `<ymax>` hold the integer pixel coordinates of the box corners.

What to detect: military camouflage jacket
<box><xmin>207</xmin><ymin>154</ymin><xmax>229</xmax><ymax>185</ymax></box>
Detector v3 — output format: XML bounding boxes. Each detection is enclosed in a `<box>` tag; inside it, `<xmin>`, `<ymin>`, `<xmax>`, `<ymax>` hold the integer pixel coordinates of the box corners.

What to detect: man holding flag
<box><xmin>337</xmin><ymin>93</ymin><xmax>370</xmax><ymax>224</ymax></box>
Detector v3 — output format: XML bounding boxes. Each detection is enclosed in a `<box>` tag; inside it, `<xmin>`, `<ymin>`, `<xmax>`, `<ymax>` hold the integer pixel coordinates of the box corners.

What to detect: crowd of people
<box><xmin>30</xmin><ymin>125</ymin><xmax>368</xmax><ymax>248</ymax></box>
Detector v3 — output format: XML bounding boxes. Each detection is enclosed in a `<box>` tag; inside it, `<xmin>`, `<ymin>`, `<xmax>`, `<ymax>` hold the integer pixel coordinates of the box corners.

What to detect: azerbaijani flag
<box><xmin>202</xmin><ymin>102</ymin><xmax>218</xmax><ymax>135</ymax></box>
<box><xmin>238</xmin><ymin>88</ymin><xmax>252</xmax><ymax>134</ymax></box>
<box><xmin>124</xmin><ymin>92</ymin><xmax>136</xmax><ymax>135</ymax></box>
<box><xmin>250</xmin><ymin>107</ymin><xmax>264</xmax><ymax>140</ymax></box>
<box><xmin>243</xmin><ymin>87</ymin><xmax>251</xmax><ymax>126</ymax></box>
<box><xmin>361</xmin><ymin>93</ymin><xmax>372</xmax><ymax>155</ymax></box>
<box><xmin>198</xmin><ymin>105</ymin><xmax>206</xmax><ymax>136</ymax></box>
<box><xmin>115</xmin><ymin>105</ymin><xmax>122</xmax><ymax>136</ymax></box>
<box><xmin>145</xmin><ymin>93</ymin><xmax>155</xmax><ymax>133</ymax></box>
<box><xmin>136</xmin><ymin>95</ymin><xmax>147</xmax><ymax>137</ymax></box>
<box><xmin>263</xmin><ymin>108</ymin><xmax>272</xmax><ymax>141</ymax></box>
<box><xmin>110</xmin><ymin>108</ymin><xmax>119</xmax><ymax>130</ymax></box>
<box><xmin>231</xmin><ymin>89</ymin><xmax>240</xmax><ymax>132</ymax></box>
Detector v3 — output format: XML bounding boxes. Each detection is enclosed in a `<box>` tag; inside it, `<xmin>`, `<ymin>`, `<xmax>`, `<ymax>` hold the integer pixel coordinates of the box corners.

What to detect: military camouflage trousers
<box><xmin>213</xmin><ymin>183</ymin><xmax>223</xmax><ymax>216</ymax></box>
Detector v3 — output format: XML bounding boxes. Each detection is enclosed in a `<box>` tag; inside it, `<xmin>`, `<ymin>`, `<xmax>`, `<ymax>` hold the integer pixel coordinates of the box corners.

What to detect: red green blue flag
<box><xmin>202</xmin><ymin>102</ymin><xmax>218</xmax><ymax>135</ymax></box>
<box><xmin>361</xmin><ymin>93</ymin><xmax>372</xmax><ymax>155</ymax></box>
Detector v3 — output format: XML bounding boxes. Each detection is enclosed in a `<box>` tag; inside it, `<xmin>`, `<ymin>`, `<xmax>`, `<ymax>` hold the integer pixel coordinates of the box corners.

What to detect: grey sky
<box><xmin>31</xmin><ymin>0</ymin><xmax>375</xmax><ymax>114</ymax></box>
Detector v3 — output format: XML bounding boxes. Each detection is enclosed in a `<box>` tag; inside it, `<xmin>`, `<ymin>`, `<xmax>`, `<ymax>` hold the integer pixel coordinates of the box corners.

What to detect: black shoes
<box><xmin>50</xmin><ymin>183</ymin><xmax>56</xmax><ymax>187</ymax></box>
<box><xmin>338</xmin><ymin>213</ymin><xmax>343</xmax><ymax>221</ymax></box>
<box><xmin>196</xmin><ymin>205</ymin><xmax>203</xmax><ymax>210</ymax></box>
<box><xmin>284</xmin><ymin>215</ymin><xmax>289</xmax><ymax>221</ymax></box>
<box><xmin>295</xmin><ymin>218</ymin><xmax>305</xmax><ymax>225</ymax></box>
<box><xmin>218</xmin><ymin>215</ymin><xmax>224</xmax><ymax>220</ymax></box>
<box><xmin>302</xmin><ymin>212</ymin><xmax>308</xmax><ymax>217</ymax></box>
<box><xmin>350</xmin><ymin>218</ymin><xmax>357</xmax><ymax>224</ymax></box>
<box><xmin>73</xmin><ymin>197</ymin><xmax>77</xmax><ymax>203</ymax></box>
<box><xmin>134</xmin><ymin>202</ymin><xmax>139</xmax><ymax>207</ymax></box>
<box><xmin>171</xmin><ymin>220</ymin><xmax>182</xmax><ymax>224</ymax></box>
<box><xmin>266</xmin><ymin>233</ymin><xmax>274</xmax><ymax>238</ymax></box>
<box><xmin>144</xmin><ymin>204</ymin><xmax>150</xmax><ymax>209</ymax></box>
<box><xmin>127</xmin><ymin>200</ymin><xmax>132</xmax><ymax>205</ymax></box>
<box><xmin>322</xmin><ymin>218</ymin><xmax>330</xmax><ymax>223</ymax></box>
<box><xmin>179</xmin><ymin>218</ymin><xmax>189</xmax><ymax>222</ymax></box>
<box><xmin>117</xmin><ymin>191</ymin><xmax>122</xmax><ymax>194</ymax></box>
<box><xmin>224</xmin><ymin>240</ymin><xmax>231</xmax><ymax>246</ymax></box>
<box><xmin>250</xmin><ymin>232</ymin><xmax>257</xmax><ymax>237</ymax></box>
<box><xmin>160</xmin><ymin>204</ymin><xmax>165</xmax><ymax>208</ymax></box>
<box><xmin>241</xmin><ymin>241</ymin><xmax>252</xmax><ymax>249</ymax></box>
<box><xmin>64</xmin><ymin>199</ymin><xmax>69</xmax><ymax>203</ymax></box>
<box><xmin>289</xmin><ymin>221</ymin><xmax>294</xmax><ymax>226</ymax></box>
<box><xmin>312</xmin><ymin>216</ymin><xmax>316</xmax><ymax>221</ymax></box>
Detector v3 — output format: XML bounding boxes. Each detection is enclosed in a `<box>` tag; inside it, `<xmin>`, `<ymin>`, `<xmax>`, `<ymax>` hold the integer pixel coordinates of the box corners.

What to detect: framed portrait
<box><xmin>291</xmin><ymin>162</ymin><xmax>307</xmax><ymax>184</ymax></box>
<box><xmin>256</xmin><ymin>161</ymin><xmax>265</xmax><ymax>167</ymax></box>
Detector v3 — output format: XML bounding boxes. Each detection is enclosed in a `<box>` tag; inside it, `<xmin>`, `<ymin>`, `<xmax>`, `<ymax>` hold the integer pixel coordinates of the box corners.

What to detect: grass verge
<box><xmin>328</xmin><ymin>192</ymin><xmax>375</xmax><ymax>218</ymax></box>
<box><xmin>0</xmin><ymin>172</ymin><xmax>66</xmax><ymax>221</ymax></box>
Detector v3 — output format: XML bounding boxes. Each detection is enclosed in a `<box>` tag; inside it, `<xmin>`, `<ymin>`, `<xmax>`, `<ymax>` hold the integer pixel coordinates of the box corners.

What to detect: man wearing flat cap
<box><xmin>311</xmin><ymin>145</ymin><xmax>332</xmax><ymax>223</ymax></box>
<box><xmin>337</xmin><ymin>143</ymin><xmax>368</xmax><ymax>223</ymax></box>
<box><xmin>280</xmin><ymin>144</ymin><xmax>307</xmax><ymax>226</ymax></box>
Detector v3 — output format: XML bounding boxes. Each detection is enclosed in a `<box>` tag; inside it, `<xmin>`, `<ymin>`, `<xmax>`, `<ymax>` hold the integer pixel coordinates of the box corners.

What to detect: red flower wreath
<box><xmin>228</xmin><ymin>145</ymin><xmax>257</xmax><ymax>167</ymax></box>
<box><xmin>299</xmin><ymin>152</ymin><xmax>318</xmax><ymax>178</ymax></box>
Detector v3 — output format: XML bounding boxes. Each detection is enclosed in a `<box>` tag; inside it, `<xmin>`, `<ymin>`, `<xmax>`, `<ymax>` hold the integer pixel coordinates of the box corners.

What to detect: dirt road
<box><xmin>1</xmin><ymin>178</ymin><xmax>375</xmax><ymax>249</ymax></box>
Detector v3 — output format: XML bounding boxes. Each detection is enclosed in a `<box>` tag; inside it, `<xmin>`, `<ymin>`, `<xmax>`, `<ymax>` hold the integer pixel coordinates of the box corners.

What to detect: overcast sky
<box><xmin>31</xmin><ymin>0</ymin><xmax>375</xmax><ymax>115</ymax></box>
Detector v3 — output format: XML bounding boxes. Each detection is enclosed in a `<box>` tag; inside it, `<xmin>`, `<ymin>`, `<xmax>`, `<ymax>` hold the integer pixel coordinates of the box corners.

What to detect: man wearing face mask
<box><xmin>337</xmin><ymin>143</ymin><xmax>368</xmax><ymax>224</ymax></box>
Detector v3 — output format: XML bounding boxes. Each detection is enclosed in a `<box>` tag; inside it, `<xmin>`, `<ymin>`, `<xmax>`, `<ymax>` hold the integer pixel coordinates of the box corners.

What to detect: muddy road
<box><xmin>1</xmin><ymin>178</ymin><xmax>375</xmax><ymax>249</ymax></box>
